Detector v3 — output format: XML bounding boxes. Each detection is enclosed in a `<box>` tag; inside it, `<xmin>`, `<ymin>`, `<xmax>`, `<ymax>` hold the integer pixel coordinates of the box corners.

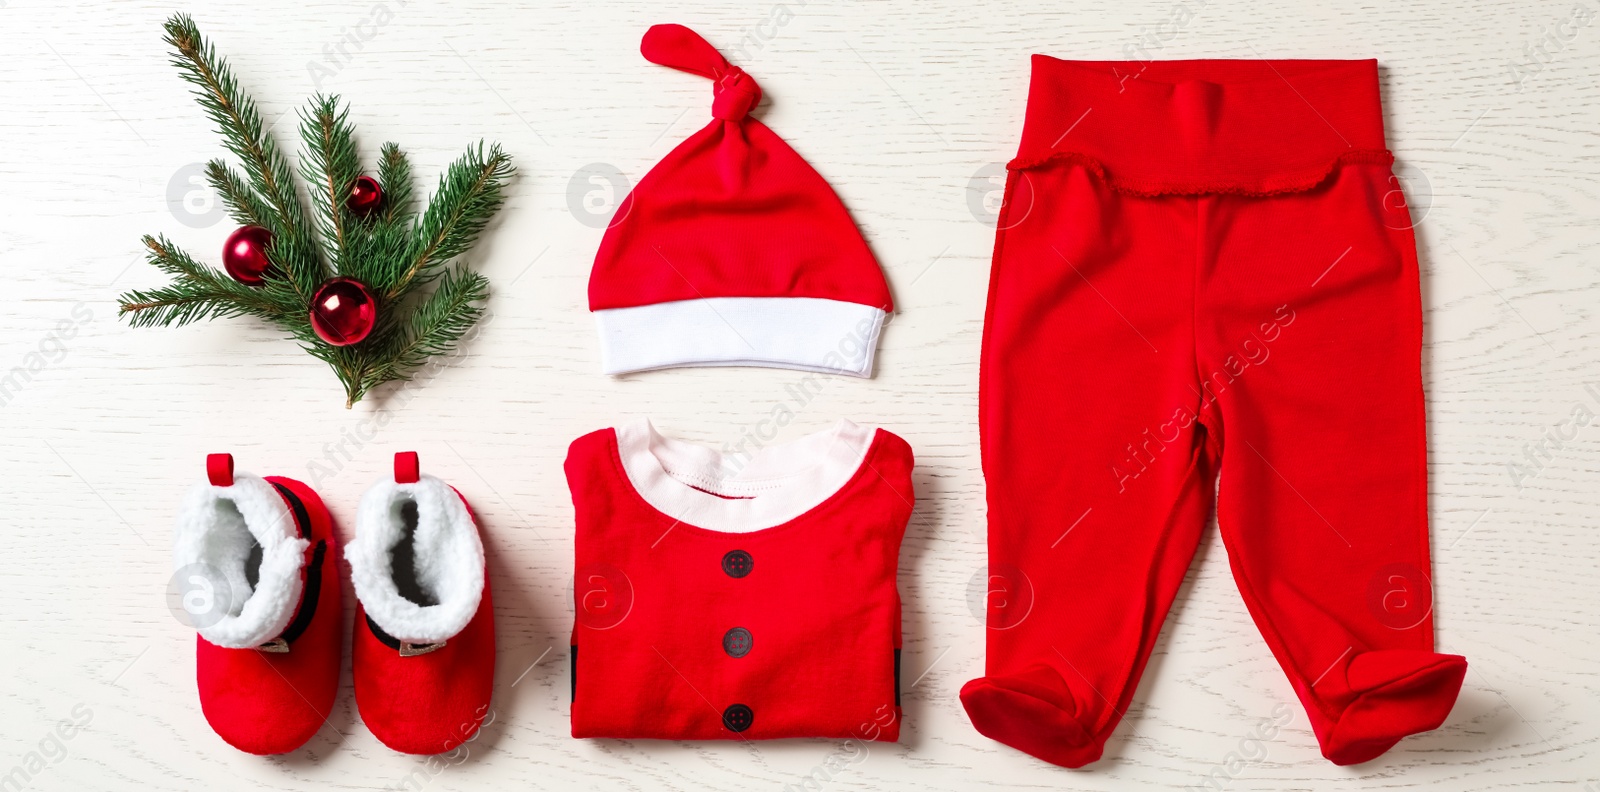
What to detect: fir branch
<box><xmin>298</xmin><ymin>94</ymin><xmax>361</xmax><ymax>268</ymax></box>
<box><xmin>362</xmin><ymin>264</ymin><xmax>488</xmax><ymax>391</ymax></box>
<box><xmin>163</xmin><ymin>14</ymin><xmax>324</xmax><ymax>298</ymax></box>
<box><xmin>133</xmin><ymin>14</ymin><xmax>510</xmax><ymax>408</ymax></box>
<box><xmin>118</xmin><ymin>284</ymin><xmax>265</xmax><ymax>328</ymax></box>
<box><xmin>118</xmin><ymin>236</ymin><xmax>293</xmax><ymax>327</ymax></box>
<box><xmin>385</xmin><ymin>142</ymin><xmax>512</xmax><ymax>300</ymax></box>
<box><xmin>377</xmin><ymin>142</ymin><xmax>414</xmax><ymax>224</ymax></box>
<box><xmin>163</xmin><ymin>16</ymin><xmax>295</xmax><ymax>224</ymax></box>
<box><xmin>204</xmin><ymin>159</ymin><xmax>274</xmax><ymax>228</ymax></box>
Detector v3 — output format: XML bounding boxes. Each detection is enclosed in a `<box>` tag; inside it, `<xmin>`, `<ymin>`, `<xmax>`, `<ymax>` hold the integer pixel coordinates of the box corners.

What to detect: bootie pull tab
<box><xmin>206</xmin><ymin>453</ymin><xmax>234</xmax><ymax>487</ymax></box>
<box><xmin>641</xmin><ymin>24</ymin><xmax>762</xmax><ymax>122</ymax></box>
<box><xmin>394</xmin><ymin>451</ymin><xmax>420</xmax><ymax>484</ymax></box>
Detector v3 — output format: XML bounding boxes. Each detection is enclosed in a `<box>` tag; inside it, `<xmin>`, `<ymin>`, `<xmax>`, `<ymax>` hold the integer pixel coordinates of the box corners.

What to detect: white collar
<box><xmin>614</xmin><ymin>418</ymin><xmax>877</xmax><ymax>533</ymax></box>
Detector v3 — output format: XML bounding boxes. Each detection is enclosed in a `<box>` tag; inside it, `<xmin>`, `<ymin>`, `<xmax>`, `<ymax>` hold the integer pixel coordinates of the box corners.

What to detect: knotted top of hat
<box><xmin>641</xmin><ymin>24</ymin><xmax>764</xmax><ymax>123</ymax></box>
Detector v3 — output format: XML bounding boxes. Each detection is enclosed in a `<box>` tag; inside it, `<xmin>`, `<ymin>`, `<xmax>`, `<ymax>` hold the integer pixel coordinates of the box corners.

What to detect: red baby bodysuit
<box><xmin>565</xmin><ymin>419</ymin><xmax>914</xmax><ymax>740</ymax></box>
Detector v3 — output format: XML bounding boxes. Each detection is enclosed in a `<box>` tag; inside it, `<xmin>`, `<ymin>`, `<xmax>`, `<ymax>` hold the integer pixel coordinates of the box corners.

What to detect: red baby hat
<box><xmin>588</xmin><ymin>24</ymin><xmax>894</xmax><ymax>378</ymax></box>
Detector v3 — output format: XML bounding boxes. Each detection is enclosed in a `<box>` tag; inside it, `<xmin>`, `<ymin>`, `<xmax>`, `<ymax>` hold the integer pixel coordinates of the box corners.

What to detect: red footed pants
<box><xmin>963</xmin><ymin>57</ymin><xmax>1466</xmax><ymax>768</ymax></box>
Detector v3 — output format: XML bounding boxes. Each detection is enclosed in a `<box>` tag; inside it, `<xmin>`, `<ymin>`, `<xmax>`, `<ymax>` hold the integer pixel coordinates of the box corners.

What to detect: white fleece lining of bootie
<box><xmin>173</xmin><ymin>473</ymin><xmax>309</xmax><ymax>649</ymax></box>
<box><xmin>348</xmin><ymin>474</ymin><xmax>484</xmax><ymax>645</ymax></box>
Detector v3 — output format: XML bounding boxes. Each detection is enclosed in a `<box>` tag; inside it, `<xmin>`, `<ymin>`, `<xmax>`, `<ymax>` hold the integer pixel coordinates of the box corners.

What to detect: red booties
<box><xmin>173</xmin><ymin>453</ymin><xmax>341</xmax><ymax>755</ymax></box>
<box><xmin>347</xmin><ymin>452</ymin><xmax>495</xmax><ymax>754</ymax></box>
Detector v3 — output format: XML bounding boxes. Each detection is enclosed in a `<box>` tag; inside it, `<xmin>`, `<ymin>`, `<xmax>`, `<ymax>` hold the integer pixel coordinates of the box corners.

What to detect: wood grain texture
<box><xmin>0</xmin><ymin>0</ymin><xmax>1596</xmax><ymax>789</ymax></box>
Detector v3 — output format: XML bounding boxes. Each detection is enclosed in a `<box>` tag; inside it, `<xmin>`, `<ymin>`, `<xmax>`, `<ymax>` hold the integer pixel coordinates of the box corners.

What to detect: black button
<box><xmin>723</xmin><ymin>627</ymin><xmax>753</xmax><ymax>658</ymax></box>
<box><xmin>722</xmin><ymin>703</ymin><xmax>754</xmax><ymax>732</ymax></box>
<box><xmin>721</xmin><ymin>549</ymin><xmax>753</xmax><ymax>578</ymax></box>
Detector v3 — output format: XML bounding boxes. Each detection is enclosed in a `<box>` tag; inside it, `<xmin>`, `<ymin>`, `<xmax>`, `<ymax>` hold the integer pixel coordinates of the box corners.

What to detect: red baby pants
<box><xmin>963</xmin><ymin>57</ymin><xmax>1466</xmax><ymax>768</ymax></box>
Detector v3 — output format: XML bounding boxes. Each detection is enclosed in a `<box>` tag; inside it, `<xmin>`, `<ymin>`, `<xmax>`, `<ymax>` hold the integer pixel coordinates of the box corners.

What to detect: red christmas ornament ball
<box><xmin>347</xmin><ymin>175</ymin><xmax>384</xmax><ymax>217</ymax></box>
<box><xmin>222</xmin><ymin>225</ymin><xmax>274</xmax><ymax>285</ymax></box>
<box><xmin>309</xmin><ymin>277</ymin><xmax>378</xmax><ymax>346</ymax></box>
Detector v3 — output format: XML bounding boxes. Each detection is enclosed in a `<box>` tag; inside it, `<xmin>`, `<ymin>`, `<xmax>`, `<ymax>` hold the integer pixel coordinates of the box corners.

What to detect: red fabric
<box><xmin>963</xmin><ymin>58</ymin><xmax>1465</xmax><ymax>768</ymax></box>
<box><xmin>353</xmin><ymin>491</ymin><xmax>495</xmax><ymax>755</ymax></box>
<box><xmin>196</xmin><ymin>475</ymin><xmax>340</xmax><ymax>755</ymax></box>
<box><xmin>587</xmin><ymin>24</ymin><xmax>891</xmax><ymax>312</ymax></box>
<box><xmin>1013</xmin><ymin>57</ymin><xmax>1391</xmax><ymax>196</ymax></box>
<box><xmin>205</xmin><ymin>453</ymin><xmax>233</xmax><ymax>487</ymax></box>
<box><xmin>564</xmin><ymin>427</ymin><xmax>913</xmax><ymax>740</ymax></box>
<box><xmin>393</xmin><ymin>451</ymin><xmax>420</xmax><ymax>484</ymax></box>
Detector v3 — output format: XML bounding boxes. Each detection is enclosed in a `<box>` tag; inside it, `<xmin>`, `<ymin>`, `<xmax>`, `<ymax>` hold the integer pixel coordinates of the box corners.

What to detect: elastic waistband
<box><xmin>1013</xmin><ymin>57</ymin><xmax>1391</xmax><ymax>196</ymax></box>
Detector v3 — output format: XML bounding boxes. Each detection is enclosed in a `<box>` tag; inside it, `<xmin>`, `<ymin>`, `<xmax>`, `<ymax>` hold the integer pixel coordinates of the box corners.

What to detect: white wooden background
<box><xmin>1</xmin><ymin>0</ymin><xmax>1596</xmax><ymax>789</ymax></box>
